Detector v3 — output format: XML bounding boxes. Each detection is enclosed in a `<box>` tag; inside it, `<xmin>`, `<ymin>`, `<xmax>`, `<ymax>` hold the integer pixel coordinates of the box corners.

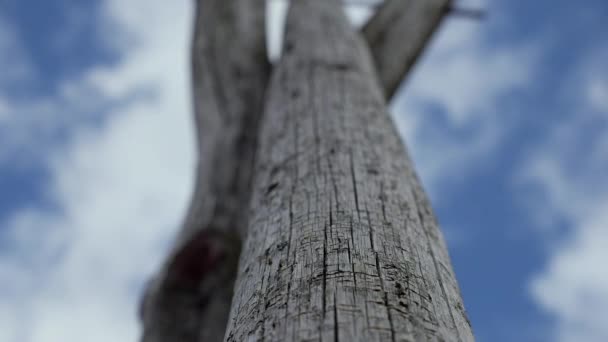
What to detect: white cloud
<box><xmin>520</xmin><ymin>47</ymin><xmax>608</xmax><ymax>342</ymax></box>
<box><xmin>345</xmin><ymin>5</ymin><xmax>373</xmax><ymax>28</ymax></box>
<box><xmin>526</xmin><ymin>153</ymin><xmax>608</xmax><ymax>341</ymax></box>
<box><xmin>0</xmin><ymin>87</ymin><xmax>111</xmax><ymax>167</ymax></box>
<box><xmin>531</xmin><ymin>208</ymin><xmax>608</xmax><ymax>342</ymax></box>
<box><xmin>391</xmin><ymin>13</ymin><xmax>535</xmax><ymax>197</ymax></box>
<box><xmin>0</xmin><ymin>11</ymin><xmax>126</xmax><ymax>167</ymax></box>
<box><xmin>588</xmin><ymin>78</ymin><xmax>608</xmax><ymax>112</ymax></box>
<box><xmin>266</xmin><ymin>0</ymin><xmax>289</xmax><ymax>61</ymax></box>
<box><xmin>585</xmin><ymin>61</ymin><xmax>608</xmax><ymax>114</ymax></box>
<box><xmin>0</xmin><ymin>1</ymin><xmax>195</xmax><ymax>342</ymax></box>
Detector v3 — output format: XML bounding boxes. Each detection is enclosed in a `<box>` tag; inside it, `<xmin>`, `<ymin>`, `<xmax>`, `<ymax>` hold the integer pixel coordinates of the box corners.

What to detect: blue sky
<box><xmin>1</xmin><ymin>0</ymin><xmax>607</xmax><ymax>341</ymax></box>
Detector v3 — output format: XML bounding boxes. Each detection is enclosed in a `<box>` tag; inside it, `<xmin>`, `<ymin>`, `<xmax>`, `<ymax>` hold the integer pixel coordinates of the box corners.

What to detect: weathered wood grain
<box><xmin>363</xmin><ymin>0</ymin><xmax>451</xmax><ymax>100</ymax></box>
<box><xmin>139</xmin><ymin>0</ymin><xmax>269</xmax><ymax>341</ymax></box>
<box><xmin>223</xmin><ymin>0</ymin><xmax>473</xmax><ymax>341</ymax></box>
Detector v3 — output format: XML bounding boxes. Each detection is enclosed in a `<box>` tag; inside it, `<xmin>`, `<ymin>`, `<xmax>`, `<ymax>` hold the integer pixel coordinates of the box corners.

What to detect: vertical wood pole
<box><xmin>224</xmin><ymin>0</ymin><xmax>473</xmax><ymax>341</ymax></box>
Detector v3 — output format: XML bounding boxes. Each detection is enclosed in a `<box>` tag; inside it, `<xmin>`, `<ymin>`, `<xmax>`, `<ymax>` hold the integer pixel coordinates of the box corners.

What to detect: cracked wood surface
<box><xmin>140</xmin><ymin>0</ymin><xmax>269</xmax><ymax>341</ymax></box>
<box><xmin>224</xmin><ymin>0</ymin><xmax>473</xmax><ymax>341</ymax></box>
<box><xmin>363</xmin><ymin>0</ymin><xmax>451</xmax><ymax>100</ymax></box>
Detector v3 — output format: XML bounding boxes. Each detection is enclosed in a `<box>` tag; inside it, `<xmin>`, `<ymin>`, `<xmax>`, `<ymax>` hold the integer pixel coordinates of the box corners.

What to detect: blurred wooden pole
<box><xmin>363</xmin><ymin>0</ymin><xmax>452</xmax><ymax>100</ymax></box>
<box><xmin>224</xmin><ymin>0</ymin><xmax>473</xmax><ymax>341</ymax></box>
<box><xmin>139</xmin><ymin>0</ymin><xmax>269</xmax><ymax>341</ymax></box>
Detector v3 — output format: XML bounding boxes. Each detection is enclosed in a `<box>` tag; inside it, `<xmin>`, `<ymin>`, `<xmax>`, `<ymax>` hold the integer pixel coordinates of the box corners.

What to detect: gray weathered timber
<box><xmin>363</xmin><ymin>0</ymin><xmax>451</xmax><ymax>100</ymax></box>
<box><xmin>140</xmin><ymin>0</ymin><xmax>269</xmax><ymax>341</ymax></box>
<box><xmin>224</xmin><ymin>0</ymin><xmax>473</xmax><ymax>341</ymax></box>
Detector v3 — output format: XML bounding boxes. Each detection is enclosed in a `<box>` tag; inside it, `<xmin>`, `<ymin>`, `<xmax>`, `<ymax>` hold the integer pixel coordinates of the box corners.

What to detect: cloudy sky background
<box><xmin>0</xmin><ymin>0</ymin><xmax>607</xmax><ymax>341</ymax></box>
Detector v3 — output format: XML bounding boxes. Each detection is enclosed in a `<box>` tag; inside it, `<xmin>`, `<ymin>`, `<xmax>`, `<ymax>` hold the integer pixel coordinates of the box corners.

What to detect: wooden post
<box><xmin>224</xmin><ymin>0</ymin><xmax>473</xmax><ymax>341</ymax></box>
<box><xmin>363</xmin><ymin>0</ymin><xmax>451</xmax><ymax>100</ymax></box>
<box><xmin>139</xmin><ymin>0</ymin><xmax>269</xmax><ymax>341</ymax></box>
